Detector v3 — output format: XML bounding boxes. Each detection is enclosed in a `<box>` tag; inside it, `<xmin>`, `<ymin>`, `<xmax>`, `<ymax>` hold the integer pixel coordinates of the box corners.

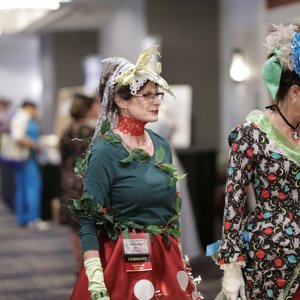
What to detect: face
<box><xmin>25</xmin><ymin>106</ymin><xmax>38</xmax><ymax>119</ymax></box>
<box><xmin>88</xmin><ymin>101</ymin><xmax>100</xmax><ymax>120</ymax></box>
<box><xmin>115</xmin><ymin>81</ymin><xmax>162</xmax><ymax>123</ymax></box>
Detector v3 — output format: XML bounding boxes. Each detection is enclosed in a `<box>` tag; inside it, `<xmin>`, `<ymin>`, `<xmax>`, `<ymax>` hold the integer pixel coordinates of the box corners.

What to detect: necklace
<box><xmin>276</xmin><ymin>106</ymin><xmax>299</xmax><ymax>140</ymax></box>
<box><xmin>121</xmin><ymin>137</ymin><xmax>153</xmax><ymax>156</ymax></box>
<box><xmin>117</xmin><ymin>114</ymin><xmax>146</xmax><ymax>136</ymax></box>
<box><xmin>122</xmin><ymin>136</ymin><xmax>147</xmax><ymax>149</ymax></box>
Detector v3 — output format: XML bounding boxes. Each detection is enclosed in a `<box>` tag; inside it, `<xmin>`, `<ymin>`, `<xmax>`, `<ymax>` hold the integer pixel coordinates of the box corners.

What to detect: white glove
<box><xmin>222</xmin><ymin>264</ymin><xmax>246</xmax><ymax>300</ymax></box>
<box><xmin>84</xmin><ymin>257</ymin><xmax>110</xmax><ymax>300</ymax></box>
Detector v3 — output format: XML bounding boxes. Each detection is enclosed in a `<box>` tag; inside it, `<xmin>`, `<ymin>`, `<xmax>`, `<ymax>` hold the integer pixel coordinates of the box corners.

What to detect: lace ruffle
<box><xmin>246</xmin><ymin>110</ymin><xmax>300</xmax><ymax>167</ymax></box>
<box><xmin>129</xmin><ymin>75</ymin><xmax>148</xmax><ymax>94</ymax></box>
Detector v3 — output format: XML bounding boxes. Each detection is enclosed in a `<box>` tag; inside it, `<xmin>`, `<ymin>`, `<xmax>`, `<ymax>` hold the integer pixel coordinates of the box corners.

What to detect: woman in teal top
<box><xmin>70</xmin><ymin>47</ymin><xmax>201</xmax><ymax>300</ymax></box>
<box><xmin>80</xmin><ymin>129</ymin><xmax>176</xmax><ymax>252</ymax></box>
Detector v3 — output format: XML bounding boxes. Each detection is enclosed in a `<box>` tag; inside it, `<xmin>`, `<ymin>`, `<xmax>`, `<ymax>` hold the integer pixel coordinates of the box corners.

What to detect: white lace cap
<box><xmin>112</xmin><ymin>61</ymin><xmax>171</xmax><ymax>96</ymax></box>
<box><xmin>112</xmin><ymin>45</ymin><xmax>174</xmax><ymax>97</ymax></box>
<box><xmin>86</xmin><ymin>46</ymin><xmax>174</xmax><ymax>167</ymax></box>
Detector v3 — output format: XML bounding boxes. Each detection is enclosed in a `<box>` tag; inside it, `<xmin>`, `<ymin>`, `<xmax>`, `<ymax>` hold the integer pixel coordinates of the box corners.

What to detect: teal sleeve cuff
<box><xmin>79</xmin><ymin>217</ymin><xmax>100</xmax><ymax>252</ymax></box>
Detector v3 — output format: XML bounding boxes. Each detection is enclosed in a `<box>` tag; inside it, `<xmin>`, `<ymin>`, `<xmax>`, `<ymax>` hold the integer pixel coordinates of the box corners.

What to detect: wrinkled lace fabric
<box><xmin>93</xmin><ymin>50</ymin><xmax>173</xmax><ymax>142</ymax></box>
<box><xmin>92</xmin><ymin>57</ymin><xmax>160</xmax><ymax>142</ymax></box>
<box><xmin>89</xmin><ymin>48</ymin><xmax>174</xmax><ymax>164</ymax></box>
<box><xmin>92</xmin><ymin>58</ymin><xmax>131</xmax><ymax>142</ymax></box>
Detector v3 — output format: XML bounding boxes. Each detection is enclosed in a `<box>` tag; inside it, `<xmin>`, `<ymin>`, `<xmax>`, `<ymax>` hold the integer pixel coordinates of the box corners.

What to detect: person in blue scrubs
<box><xmin>10</xmin><ymin>101</ymin><xmax>49</xmax><ymax>231</ymax></box>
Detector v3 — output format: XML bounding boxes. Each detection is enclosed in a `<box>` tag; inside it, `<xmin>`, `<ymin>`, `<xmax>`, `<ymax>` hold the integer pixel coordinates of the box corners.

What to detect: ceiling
<box><xmin>0</xmin><ymin>0</ymin><xmax>119</xmax><ymax>36</ymax></box>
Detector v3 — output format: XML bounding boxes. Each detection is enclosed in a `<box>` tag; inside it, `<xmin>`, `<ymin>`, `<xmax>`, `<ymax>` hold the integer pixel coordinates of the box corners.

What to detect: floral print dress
<box><xmin>217</xmin><ymin>110</ymin><xmax>300</xmax><ymax>300</ymax></box>
<box><xmin>59</xmin><ymin>121</ymin><xmax>95</xmax><ymax>227</ymax></box>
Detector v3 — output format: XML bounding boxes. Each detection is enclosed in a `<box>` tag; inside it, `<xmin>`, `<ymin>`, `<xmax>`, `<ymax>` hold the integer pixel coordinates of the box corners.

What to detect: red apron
<box><xmin>294</xmin><ymin>287</ymin><xmax>300</xmax><ymax>300</ymax></box>
<box><xmin>70</xmin><ymin>232</ymin><xmax>196</xmax><ymax>300</ymax></box>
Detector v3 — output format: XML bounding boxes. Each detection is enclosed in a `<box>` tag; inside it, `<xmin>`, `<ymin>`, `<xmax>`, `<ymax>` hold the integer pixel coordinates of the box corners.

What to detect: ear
<box><xmin>289</xmin><ymin>85</ymin><xmax>300</xmax><ymax>97</ymax></box>
<box><xmin>114</xmin><ymin>94</ymin><xmax>126</xmax><ymax>110</ymax></box>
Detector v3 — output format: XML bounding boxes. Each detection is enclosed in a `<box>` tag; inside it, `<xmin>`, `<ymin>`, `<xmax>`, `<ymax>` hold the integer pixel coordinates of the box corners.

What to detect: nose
<box><xmin>153</xmin><ymin>95</ymin><xmax>162</xmax><ymax>105</ymax></box>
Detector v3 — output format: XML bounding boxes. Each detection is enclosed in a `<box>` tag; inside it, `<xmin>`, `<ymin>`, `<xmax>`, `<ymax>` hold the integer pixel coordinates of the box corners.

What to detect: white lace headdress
<box><xmin>92</xmin><ymin>45</ymin><xmax>174</xmax><ymax>142</ymax></box>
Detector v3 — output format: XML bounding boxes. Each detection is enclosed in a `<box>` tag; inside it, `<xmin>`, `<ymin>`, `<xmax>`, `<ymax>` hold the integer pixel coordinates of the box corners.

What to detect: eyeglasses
<box><xmin>133</xmin><ymin>92</ymin><xmax>164</xmax><ymax>102</ymax></box>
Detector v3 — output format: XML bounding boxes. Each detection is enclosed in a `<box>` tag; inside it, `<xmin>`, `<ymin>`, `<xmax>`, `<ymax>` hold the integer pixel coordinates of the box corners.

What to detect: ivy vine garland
<box><xmin>68</xmin><ymin>119</ymin><xmax>186</xmax><ymax>243</ymax></box>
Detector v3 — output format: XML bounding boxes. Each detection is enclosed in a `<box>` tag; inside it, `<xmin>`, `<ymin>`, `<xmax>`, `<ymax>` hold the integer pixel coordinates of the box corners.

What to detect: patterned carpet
<box><xmin>0</xmin><ymin>201</ymin><xmax>76</xmax><ymax>300</ymax></box>
<box><xmin>0</xmin><ymin>200</ymin><xmax>222</xmax><ymax>300</ymax></box>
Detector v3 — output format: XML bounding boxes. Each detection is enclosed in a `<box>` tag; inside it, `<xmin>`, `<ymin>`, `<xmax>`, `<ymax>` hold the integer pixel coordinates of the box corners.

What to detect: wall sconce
<box><xmin>229</xmin><ymin>49</ymin><xmax>248</xmax><ymax>82</ymax></box>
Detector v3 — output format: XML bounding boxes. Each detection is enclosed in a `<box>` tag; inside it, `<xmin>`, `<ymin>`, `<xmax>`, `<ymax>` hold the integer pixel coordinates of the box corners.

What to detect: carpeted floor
<box><xmin>0</xmin><ymin>200</ymin><xmax>76</xmax><ymax>300</ymax></box>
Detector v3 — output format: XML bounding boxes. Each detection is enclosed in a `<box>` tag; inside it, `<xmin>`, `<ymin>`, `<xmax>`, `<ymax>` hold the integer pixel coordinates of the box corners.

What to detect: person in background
<box><xmin>0</xmin><ymin>97</ymin><xmax>11</xmax><ymax>201</ymax></box>
<box><xmin>69</xmin><ymin>46</ymin><xmax>201</xmax><ymax>300</ymax></box>
<box><xmin>59</xmin><ymin>93</ymin><xmax>99</xmax><ymax>274</ymax></box>
<box><xmin>209</xmin><ymin>23</ymin><xmax>300</xmax><ymax>299</ymax></box>
<box><xmin>0</xmin><ymin>97</ymin><xmax>11</xmax><ymax>132</ymax></box>
<box><xmin>10</xmin><ymin>101</ymin><xmax>49</xmax><ymax>231</ymax></box>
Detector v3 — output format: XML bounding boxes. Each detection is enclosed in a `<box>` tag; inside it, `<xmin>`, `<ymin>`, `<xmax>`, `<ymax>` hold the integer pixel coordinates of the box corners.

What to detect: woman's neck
<box><xmin>277</xmin><ymin>102</ymin><xmax>299</xmax><ymax>128</ymax></box>
<box><xmin>267</xmin><ymin>102</ymin><xmax>300</xmax><ymax>143</ymax></box>
<box><xmin>117</xmin><ymin>114</ymin><xmax>146</xmax><ymax>136</ymax></box>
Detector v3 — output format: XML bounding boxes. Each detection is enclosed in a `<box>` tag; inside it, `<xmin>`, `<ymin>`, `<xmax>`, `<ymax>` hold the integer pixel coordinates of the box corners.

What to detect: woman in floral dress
<box><xmin>212</xmin><ymin>24</ymin><xmax>300</xmax><ymax>299</ymax></box>
<box><xmin>59</xmin><ymin>93</ymin><xmax>98</xmax><ymax>273</ymax></box>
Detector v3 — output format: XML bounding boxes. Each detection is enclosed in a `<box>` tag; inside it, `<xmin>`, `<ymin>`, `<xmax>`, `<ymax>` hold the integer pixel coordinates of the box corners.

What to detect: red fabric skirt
<box><xmin>70</xmin><ymin>232</ymin><xmax>195</xmax><ymax>300</ymax></box>
<box><xmin>293</xmin><ymin>287</ymin><xmax>300</xmax><ymax>300</ymax></box>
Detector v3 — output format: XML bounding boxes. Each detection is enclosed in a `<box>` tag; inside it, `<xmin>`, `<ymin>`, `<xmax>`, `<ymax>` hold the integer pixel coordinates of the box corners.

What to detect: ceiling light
<box><xmin>0</xmin><ymin>0</ymin><xmax>60</xmax><ymax>10</ymax></box>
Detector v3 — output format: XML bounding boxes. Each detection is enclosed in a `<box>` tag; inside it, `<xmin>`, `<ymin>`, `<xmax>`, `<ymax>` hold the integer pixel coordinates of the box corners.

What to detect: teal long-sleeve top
<box><xmin>79</xmin><ymin>129</ymin><xmax>177</xmax><ymax>252</ymax></box>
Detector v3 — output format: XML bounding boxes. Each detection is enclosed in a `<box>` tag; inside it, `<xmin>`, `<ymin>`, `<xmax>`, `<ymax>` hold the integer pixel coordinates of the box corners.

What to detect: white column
<box><xmin>219</xmin><ymin>0</ymin><xmax>267</xmax><ymax>156</ymax></box>
<box><xmin>100</xmin><ymin>0</ymin><xmax>147</xmax><ymax>63</ymax></box>
<box><xmin>40</xmin><ymin>34</ymin><xmax>56</xmax><ymax>134</ymax></box>
<box><xmin>0</xmin><ymin>35</ymin><xmax>42</xmax><ymax>108</ymax></box>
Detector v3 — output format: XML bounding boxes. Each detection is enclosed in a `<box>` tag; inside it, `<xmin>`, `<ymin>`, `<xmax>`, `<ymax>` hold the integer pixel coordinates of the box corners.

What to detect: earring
<box><xmin>290</xmin><ymin>93</ymin><xmax>297</xmax><ymax>104</ymax></box>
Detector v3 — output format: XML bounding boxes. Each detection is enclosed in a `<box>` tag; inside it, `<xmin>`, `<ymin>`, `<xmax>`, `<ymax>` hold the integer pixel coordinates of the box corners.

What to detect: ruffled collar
<box><xmin>246</xmin><ymin>110</ymin><xmax>300</xmax><ymax>167</ymax></box>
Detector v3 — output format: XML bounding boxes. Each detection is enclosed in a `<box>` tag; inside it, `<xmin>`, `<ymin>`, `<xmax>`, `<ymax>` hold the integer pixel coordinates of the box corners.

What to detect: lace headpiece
<box><xmin>262</xmin><ymin>23</ymin><xmax>300</xmax><ymax>100</ymax></box>
<box><xmin>92</xmin><ymin>45</ymin><xmax>174</xmax><ymax>142</ymax></box>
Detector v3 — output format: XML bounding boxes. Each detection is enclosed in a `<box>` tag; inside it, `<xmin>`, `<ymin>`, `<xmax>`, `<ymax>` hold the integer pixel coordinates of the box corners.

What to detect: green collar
<box><xmin>246</xmin><ymin>110</ymin><xmax>300</xmax><ymax>167</ymax></box>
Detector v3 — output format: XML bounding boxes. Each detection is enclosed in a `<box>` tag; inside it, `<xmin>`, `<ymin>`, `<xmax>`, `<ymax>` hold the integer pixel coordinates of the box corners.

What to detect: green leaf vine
<box><xmin>68</xmin><ymin>193</ymin><xmax>182</xmax><ymax>243</ymax></box>
<box><xmin>69</xmin><ymin>118</ymin><xmax>186</xmax><ymax>244</ymax></box>
<box><xmin>120</xmin><ymin>144</ymin><xmax>187</xmax><ymax>188</ymax></box>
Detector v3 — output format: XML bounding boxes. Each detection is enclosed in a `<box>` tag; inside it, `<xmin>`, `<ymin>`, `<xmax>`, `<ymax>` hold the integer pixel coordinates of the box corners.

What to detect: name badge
<box><xmin>122</xmin><ymin>232</ymin><xmax>152</xmax><ymax>272</ymax></box>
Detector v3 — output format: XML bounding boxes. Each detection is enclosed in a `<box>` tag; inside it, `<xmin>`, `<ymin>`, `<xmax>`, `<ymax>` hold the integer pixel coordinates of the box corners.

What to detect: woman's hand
<box><xmin>84</xmin><ymin>257</ymin><xmax>110</xmax><ymax>300</ymax></box>
<box><xmin>222</xmin><ymin>264</ymin><xmax>246</xmax><ymax>300</ymax></box>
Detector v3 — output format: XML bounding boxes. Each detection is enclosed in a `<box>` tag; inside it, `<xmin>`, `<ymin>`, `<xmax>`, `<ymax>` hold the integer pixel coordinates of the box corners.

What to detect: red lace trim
<box><xmin>117</xmin><ymin>114</ymin><xmax>146</xmax><ymax>136</ymax></box>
